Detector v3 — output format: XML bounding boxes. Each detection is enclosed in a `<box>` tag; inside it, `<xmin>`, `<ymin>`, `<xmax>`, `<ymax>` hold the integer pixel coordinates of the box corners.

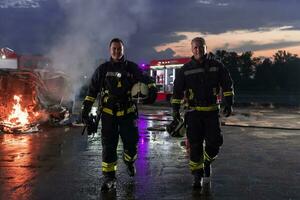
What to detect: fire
<box><xmin>6</xmin><ymin>95</ymin><xmax>29</xmax><ymax>126</ymax></box>
<box><xmin>0</xmin><ymin>95</ymin><xmax>40</xmax><ymax>133</ymax></box>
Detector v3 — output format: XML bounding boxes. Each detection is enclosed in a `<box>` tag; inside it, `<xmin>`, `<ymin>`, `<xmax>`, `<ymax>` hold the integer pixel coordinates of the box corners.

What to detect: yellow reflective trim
<box><xmin>190</xmin><ymin>160</ymin><xmax>200</xmax><ymax>165</ymax></box>
<box><xmin>123</xmin><ymin>153</ymin><xmax>137</xmax><ymax>162</ymax></box>
<box><xmin>124</xmin><ymin>153</ymin><xmax>131</xmax><ymax>162</ymax></box>
<box><xmin>103</xmin><ymin>96</ymin><xmax>109</xmax><ymax>103</ymax></box>
<box><xmin>84</xmin><ymin>96</ymin><xmax>96</xmax><ymax>102</ymax></box>
<box><xmin>223</xmin><ymin>91</ymin><xmax>234</xmax><ymax>96</ymax></box>
<box><xmin>102</xmin><ymin>107</ymin><xmax>113</xmax><ymax>115</ymax></box>
<box><xmin>204</xmin><ymin>151</ymin><xmax>216</xmax><ymax>162</ymax></box>
<box><xmin>102</xmin><ymin>162</ymin><xmax>117</xmax><ymax>172</ymax></box>
<box><xmin>189</xmin><ymin>160</ymin><xmax>204</xmax><ymax>171</ymax></box>
<box><xmin>117</xmin><ymin>81</ymin><xmax>122</xmax><ymax>87</ymax></box>
<box><xmin>102</xmin><ymin>106</ymin><xmax>136</xmax><ymax>116</ymax></box>
<box><xmin>126</xmin><ymin>107</ymin><xmax>135</xmax><ymax>114</ymax></box>
<box><xmin>171</xmin><ymin>98</ymin><xmax>182</xmax><ymax>104</ymax></box>
<box><xmin>188</xmin><ymin>89</ymin><xmax>194</xmax><ymax>100</ymax></box>
<box><xmin>190</xmin><ymin>104</ymin><xmax>220</xmax><ymax>111</ymax></box>
<box><xmin>117</xmin><ymin>110</ymin><xmax>125</xmax><ymax>116</ymax></box>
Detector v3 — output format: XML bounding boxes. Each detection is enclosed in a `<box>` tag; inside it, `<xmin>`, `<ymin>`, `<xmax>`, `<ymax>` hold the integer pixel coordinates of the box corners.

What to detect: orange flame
<box><xmin>6</xmin><ymin>95</ymin><xmax>30</xmax><ymax>126</ymax></box>
<box><xmin>0</xmin><ymin>95</ymin><xmax>44</xmax><ymax>133</ymax></box>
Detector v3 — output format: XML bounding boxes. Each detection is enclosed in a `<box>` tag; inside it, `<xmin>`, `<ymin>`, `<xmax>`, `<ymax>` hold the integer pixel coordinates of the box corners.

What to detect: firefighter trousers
<box><xmin>100</xmin><ymin>112</ymin><xmax>139</xmax><ymax>177</ymax></box>
<box><xmin>185</xmin><ymin>110</ymin><xmax>223</xmax><ymax>175</ymax></box>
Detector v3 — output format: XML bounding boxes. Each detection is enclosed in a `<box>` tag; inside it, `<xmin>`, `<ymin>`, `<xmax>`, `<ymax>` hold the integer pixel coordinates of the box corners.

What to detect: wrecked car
<box><xmin>0</xmin><ymin>48</ymin><xmax>74</xmax><ymax>133</ymax></box>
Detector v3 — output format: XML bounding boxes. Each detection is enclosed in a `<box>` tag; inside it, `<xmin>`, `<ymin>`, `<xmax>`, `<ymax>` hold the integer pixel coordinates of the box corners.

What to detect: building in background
<box><xmin>149</xmin><ymin>58</ymin><xmax>190</xmax><ymax>101</ymax></box>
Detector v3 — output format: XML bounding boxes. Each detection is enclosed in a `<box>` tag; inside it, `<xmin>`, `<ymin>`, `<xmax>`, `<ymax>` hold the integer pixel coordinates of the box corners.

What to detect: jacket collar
<box><xmin>110</xmin><ymin>56</ymin><xmax>126</xmax><ymax>63</ymax></box>
<box><xmin>190</xmin><ymin>54</ymin><xmax>207</xmax><ymax>65</ymax></box>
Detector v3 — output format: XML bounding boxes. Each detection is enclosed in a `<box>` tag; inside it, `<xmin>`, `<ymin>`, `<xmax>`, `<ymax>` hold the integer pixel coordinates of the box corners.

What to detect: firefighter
<box><xmin>81</xmin><ymin>38</ymin><xmax>156</xmax><ymax>192</ymax></box>
<box><xmin>171</xmin><ymin>37</ymin><xmax>234</xmax><ymax>190</ymax></box>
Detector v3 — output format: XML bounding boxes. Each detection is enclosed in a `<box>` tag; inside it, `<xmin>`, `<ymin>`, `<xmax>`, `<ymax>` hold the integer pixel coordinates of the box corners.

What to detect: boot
<box><xmin>101</xmin><ymin>176</ymin><xmax>116</xmax><ymax>192</ymax></box>
<box><xmin>192</xmin><ymin>173</ymin><xmax>202</xmax><ymax>190</ymax></box>
<box><xmin>125</xmin><ymin>161</ymin><xmax>136</xmax><ymax>177</ymax></box>
<box><xmin>204</xmin><ymin>161</ymin><xmax>211</xmax><ymax>178</ymax></box>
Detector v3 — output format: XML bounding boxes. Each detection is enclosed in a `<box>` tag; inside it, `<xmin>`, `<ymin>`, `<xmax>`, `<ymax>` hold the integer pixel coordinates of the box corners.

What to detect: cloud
<box><xmin>128</xmin><ymin>0</ymin><xmax>300</xmax><ymax>61</ymax></box>
<box><xmin>222</xmin><ymin>40</ymin><xmax>300</xmax><ymax>53</ymax></box>
<box><xmin>0</xmin><ymin>1</ymin><xmax>65</xmax><ymax>54</ymax></box>
<box><xmin>128</xmin><ymin>32</ymin><xmax>187</xmax><ymax>62</ymax></box>
<box><xmin>217</xmin><ymin>3</ymin><xmax>229</xmax><ymax>6</ymax></box>
<box><xmin>1</xmin><ymin>0</ymin><xmax>300</xmax><ymax>68</ymax></box>
<box><xmin>196</xmin><ymin>0</ymin><xmax>212</xmax><ymax>5</ymax></box>
<box><xmin>155</xmin><ymin>26</ymin><xmax>300</xmax><ymax>58</ymax></box>
<box><xmin>196</xmin><ymin>0</ymin><xmax>229</xmax><ymax>6</ymax></box>
<box><xmin>156</xmin><ymin>48</ymin><xmax>177</xmax><ymax>58</ymax></box>
<box><xmin>0</xmin><ymin>0</ymin><xmax>46</xmax><ymax>8</ymax></box>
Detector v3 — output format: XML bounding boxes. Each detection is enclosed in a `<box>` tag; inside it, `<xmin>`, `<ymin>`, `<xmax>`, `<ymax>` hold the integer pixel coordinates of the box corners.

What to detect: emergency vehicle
<box><xmin>0</xmin><ymin>47</ymin><xmax>18</xmax><ymax>68</ymax></box>
<box><xmin>0</xmin><ymin>47</ymin><xmax>52</xmax><ymax>69</ymax></box>
<box><xmin>149</xmin><ymin>57</ymin><xmax>190</xmax><ymax>101</ymax></box>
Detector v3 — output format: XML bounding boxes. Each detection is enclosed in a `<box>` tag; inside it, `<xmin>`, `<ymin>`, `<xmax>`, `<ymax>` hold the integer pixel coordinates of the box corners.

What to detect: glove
<box><xmin>81</xmin><ymin>101</ymin><xmax>93</xmax><ymax>124</ymax></box>
<box><xmin>223</xmin><ymin>105</ymin><xmax>233</xmax><ymax>117</ymax></box>
<box><xmin>223</xmin><ymin>95</ymin><xmax>233</xmax><ymax>117</ymax></box>
<box><xmin>86</xmin><ymin>115</ymin><xmax>99</xmax><ymax>135</ymax></box>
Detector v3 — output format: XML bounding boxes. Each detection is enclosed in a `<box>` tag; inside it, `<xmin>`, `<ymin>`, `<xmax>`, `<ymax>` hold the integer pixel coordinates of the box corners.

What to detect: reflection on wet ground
<box><xmin>0</xmin><ymin>135</ymin><xmax>34</xmax><ymax>200</ymax></box>
<box><xmin>0</xmin><ymin>107</ymin><xmax>299</xmax><ymax>199</ymax></box>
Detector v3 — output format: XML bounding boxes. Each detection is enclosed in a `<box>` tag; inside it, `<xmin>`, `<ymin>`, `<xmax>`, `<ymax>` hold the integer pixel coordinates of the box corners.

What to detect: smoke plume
<box><xmin>47</xmin><ymin>0</ymin><xmax>151</xmax><ymax>100</ymax></box>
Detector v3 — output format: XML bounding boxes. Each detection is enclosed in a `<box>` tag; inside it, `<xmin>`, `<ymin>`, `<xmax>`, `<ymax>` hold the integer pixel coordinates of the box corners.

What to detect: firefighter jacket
<box><xmin>171</xmin><ymin>54</ymin><xmax>234</xmax><ymax>112</ymax></box>
<box><xmin>83</xmin><ymin>57</ymin><xmax>154</xmax><ymax>117</ymax></box>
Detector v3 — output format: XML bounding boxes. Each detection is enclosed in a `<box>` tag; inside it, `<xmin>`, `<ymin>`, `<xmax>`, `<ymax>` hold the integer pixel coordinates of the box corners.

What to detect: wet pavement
<box><xmin>0</xmin><ymin>106</ymin><xmax>299</xmax><ymax>200</ymax></box>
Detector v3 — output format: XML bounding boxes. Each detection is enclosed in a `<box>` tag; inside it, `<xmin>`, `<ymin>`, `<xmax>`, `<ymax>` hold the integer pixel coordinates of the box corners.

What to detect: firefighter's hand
<box><xmin>86</xmin><ymin>115</ymin><xmax>98</xmax><ymax>135</ymax></box>
<box><xmin>223</xmin><ymin>105</ymin><xmax>233</xmax><ymax>117</ymax></box>
<box><xmin>81</xmin><ymin>106</ymin><xmax>92</xmax><ymax>125</ymax></box>
<box><xmin>81</xmin><ymin>101</ymin><xmax>93</xmax><ymax>124</ymax></box>
<box><xmin>81</xmin><ymin>109</ymin><xmax>90</xmax><ymax>124</ymax></box>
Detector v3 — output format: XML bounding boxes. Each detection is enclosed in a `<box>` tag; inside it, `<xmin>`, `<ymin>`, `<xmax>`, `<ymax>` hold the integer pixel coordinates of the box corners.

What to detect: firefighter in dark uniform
<box><xmin>171</xmin><ymin>37</ymin><xmax>234</xmax><ymax>190</ymax></box>
<box><xmin>81</xmin><ymin>38</ymin><xmax>156</xmax><ymax>192</ymax></box>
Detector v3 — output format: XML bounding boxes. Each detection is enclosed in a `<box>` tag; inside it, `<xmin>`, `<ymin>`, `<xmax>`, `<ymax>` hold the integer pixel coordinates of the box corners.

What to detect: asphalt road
<box><xmin>0</xmin><ymin>106</ymin><xmax>299</xmax><ymax>200</ymax></box>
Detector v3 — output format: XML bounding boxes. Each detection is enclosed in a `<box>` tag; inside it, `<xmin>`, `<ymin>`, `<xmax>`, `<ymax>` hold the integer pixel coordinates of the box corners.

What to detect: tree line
<box><xmin>215</xmin><ymin>50</ymin><xmax>300</xmax><ymax>94</ymax></box>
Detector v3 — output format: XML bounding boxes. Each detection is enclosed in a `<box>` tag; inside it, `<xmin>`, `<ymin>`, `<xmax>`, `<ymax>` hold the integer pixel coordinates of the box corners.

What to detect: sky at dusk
<box><xmin>0</xmin><ymin>0</ymin><xmax>299</xmax><ymax>87</ymax></box>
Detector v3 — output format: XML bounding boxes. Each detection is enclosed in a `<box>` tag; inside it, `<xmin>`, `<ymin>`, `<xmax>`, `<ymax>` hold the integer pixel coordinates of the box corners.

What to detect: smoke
<box><xmin>46</xmin><ymin>0</ymin><xmax>152</xmax><ymax>99</ymax></box>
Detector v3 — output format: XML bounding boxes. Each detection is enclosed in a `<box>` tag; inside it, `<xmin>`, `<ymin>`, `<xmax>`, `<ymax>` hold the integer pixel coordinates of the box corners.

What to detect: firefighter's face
<box><xmin>110</xmin><ymin>42</ymin><xmax>124</xmax><ymax>61</ymax></box>
<box><xmin>191</xmin><ymin>41</ymin><xmax>207</xmax><ymax>60</ymax></box>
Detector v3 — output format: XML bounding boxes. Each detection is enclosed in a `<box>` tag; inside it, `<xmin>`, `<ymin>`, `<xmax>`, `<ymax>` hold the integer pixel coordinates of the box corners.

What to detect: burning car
<box><xmin>0</xmin><ymin>47</ymin><xmax>74</xmax><ymax>133</ymax></box>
